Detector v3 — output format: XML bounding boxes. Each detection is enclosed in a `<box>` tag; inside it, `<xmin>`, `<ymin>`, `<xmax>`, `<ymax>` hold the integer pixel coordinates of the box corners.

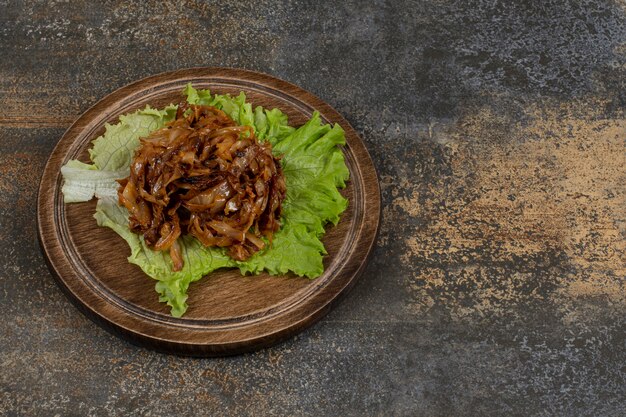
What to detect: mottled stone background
<box><xmin>1</xmin><ymin>1</ymin><xmax>625</xmax><ymax>416</ymax></box>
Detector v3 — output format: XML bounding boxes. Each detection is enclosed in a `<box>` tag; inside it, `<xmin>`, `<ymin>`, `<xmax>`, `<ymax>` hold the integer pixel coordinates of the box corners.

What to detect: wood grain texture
<box><xmin>36</xmin><ymin>68</ymin><xmax>380</xmax><ymax>356</ymax></box>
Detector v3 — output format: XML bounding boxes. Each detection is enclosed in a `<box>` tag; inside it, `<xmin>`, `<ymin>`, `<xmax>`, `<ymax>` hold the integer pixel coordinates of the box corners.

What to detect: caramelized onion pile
<box><xmin>117</xmin><ymin>103</ymin><xmax>287</xmax><ymax>271</ymax></box>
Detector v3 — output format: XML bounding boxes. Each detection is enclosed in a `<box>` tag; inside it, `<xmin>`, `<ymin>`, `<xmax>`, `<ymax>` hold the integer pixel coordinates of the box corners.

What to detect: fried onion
<box><xmin>117</xmin><ymin>103</ymin><xmax>286</xmax><ymax>271</ymax></box>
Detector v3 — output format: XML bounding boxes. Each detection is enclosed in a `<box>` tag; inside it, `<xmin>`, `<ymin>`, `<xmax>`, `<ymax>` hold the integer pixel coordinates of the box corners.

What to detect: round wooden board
<box><xmin>37</xmin><ymin>68</ymin><xmax>380</xmax><ymax>356</ymax></box>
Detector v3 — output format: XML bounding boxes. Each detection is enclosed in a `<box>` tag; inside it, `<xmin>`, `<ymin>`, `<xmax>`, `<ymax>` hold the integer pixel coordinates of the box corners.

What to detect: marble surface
<box><xmin>1</xmin><ymin>1</ymin><xmax>624</xmax><ymax>415</ymax></box>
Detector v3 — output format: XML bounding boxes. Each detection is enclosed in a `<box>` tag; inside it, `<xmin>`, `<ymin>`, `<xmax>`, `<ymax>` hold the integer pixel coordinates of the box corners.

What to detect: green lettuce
<box><xmin>61</xmin><ymin>105</ymin><xmax>177</xmax><ymax>202</ymax></box>
<box><xmin>61</xmin><ymin>85</ymin><xmax>349</xmax><ymax>317</ymax></box>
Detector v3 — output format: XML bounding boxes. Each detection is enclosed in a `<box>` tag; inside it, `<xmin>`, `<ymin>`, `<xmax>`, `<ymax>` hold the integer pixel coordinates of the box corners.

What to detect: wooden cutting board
<box><xmin>37</xmin><ymin>68</ymin><xmax>380</xmax><ymax>356</ymax></box>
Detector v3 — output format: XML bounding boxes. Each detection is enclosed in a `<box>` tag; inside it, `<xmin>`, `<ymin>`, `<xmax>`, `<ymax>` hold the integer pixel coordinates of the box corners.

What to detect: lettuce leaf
<box><xmin>61</xmin><ymin>85</ymin><xmax>349</xmax><ymax>317</ymax></box>
<box><xmin>61</xmin><ymin>105</ymin><xmax>177</xmax><ymax>203</ymax></box>
<box><xmin>61</xmin><ymin>160</ymin><xmax>126</xmax><ymax>203</ymax></box>
<box><xmin>90</xmin><ymin>105</ymin><xmax>177</xmax><ymax>171</ymax></box>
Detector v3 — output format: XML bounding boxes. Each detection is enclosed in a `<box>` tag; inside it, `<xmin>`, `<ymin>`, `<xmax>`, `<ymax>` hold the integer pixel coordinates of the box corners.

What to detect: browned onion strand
<box><xmin>117</xmin><ymin>103</ymin><xmax>287</xmax><ymax>271</ymax></box>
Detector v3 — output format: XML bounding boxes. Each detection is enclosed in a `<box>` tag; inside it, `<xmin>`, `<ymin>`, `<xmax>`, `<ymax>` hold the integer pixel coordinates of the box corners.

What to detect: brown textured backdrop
<box><xmin>1</xmin><ymin>1</ymin><xmax>625</xmax><ymax>416</ymax></box>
